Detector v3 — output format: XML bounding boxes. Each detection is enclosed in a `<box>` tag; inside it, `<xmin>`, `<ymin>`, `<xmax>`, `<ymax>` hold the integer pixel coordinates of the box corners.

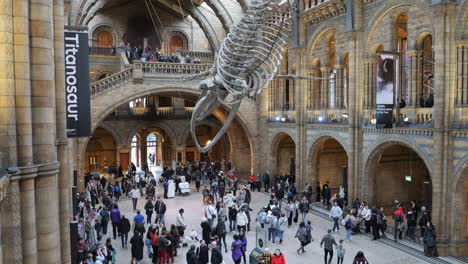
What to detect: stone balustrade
<box><xmin>134</xmin><ymin>61</ymin><xmax>212</xmax><ymax>78</ymax></box>
<box><xmin>175</xmin><ymin>50</ymin><xmax>214</xmax><ymax>62</ymax></box>
<box><xmin>305</xmin><ymin>109</ymin><xmax>349</xmax><ymax>124</ymax></box>
<box><xmin>268</xmin><ymin>110</ymin><xmax>296</xmax><ymax>122</ymax></box>
<box><xmin>90</xmin><ymin>68</ymin><xmax>134</xmax><ymax>95</ymax></box>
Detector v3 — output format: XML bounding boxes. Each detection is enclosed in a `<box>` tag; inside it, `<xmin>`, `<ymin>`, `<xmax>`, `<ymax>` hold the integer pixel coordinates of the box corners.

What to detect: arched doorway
<box><xmin>84</xmin><ymin>127</ymin><xmax>117</xmax><ymax>175</ymax></box>
<box><xmin>271</xmin><ymin>133</ymin><xmax>296</xmax><ymax>177</ymax></box>
<box><xmin>130</xmin><ymin>134</ymin><xmax>141</xmax><ymax>170</ymax></box>
<box><xmin>367</xmin><ymin>144</ymin><xmax>431</xmax><ymax>213</ymax></box>
<box><xmin>186</xmin><ymin>124</ymin><xmax>231</xmax><ymax>163</ymax></box>
<box><xmin>97</xmin><ymin>31</ymin><xmax>113</xmax><ymax>47</ymax></box>
<box><xmin>452</xmin><ymin>166</ymin><xmax>468</xmax><ymax>256</ymax></box>
<box><xmin>309</xmin><ymin>137</ymin><xmax>348</xmax><ymax>201</ymax></box>
<box><xmin>169</xmin><ymin>35</ymin><xmax>184</xmax><ymax>54</ymax></box>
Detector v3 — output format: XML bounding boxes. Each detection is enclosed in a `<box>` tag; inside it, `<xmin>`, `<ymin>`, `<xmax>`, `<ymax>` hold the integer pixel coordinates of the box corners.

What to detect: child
<box><xmin>337</xmin><ymin>239</ymin><xmax>345</xmax><ymax>264</ymax></box>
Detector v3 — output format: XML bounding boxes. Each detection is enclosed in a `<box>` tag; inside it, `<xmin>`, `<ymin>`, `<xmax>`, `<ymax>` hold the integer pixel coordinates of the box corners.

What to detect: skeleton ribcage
<box><xmin>216</xmin><ymin>0</ymin><xmax>293</xmax><ymax>99</ymax></box>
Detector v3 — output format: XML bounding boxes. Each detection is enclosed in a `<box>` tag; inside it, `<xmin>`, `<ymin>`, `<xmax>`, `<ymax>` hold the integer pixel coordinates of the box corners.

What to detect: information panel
<box><xmin>64</xmin><ymin>31</ymin><xmax>91</xmax><ymax>137</ymax></box>
<box><xmin>376</xmin><ymin>53</ymin><xmax>395</xmax><ymax>129</ymax></box>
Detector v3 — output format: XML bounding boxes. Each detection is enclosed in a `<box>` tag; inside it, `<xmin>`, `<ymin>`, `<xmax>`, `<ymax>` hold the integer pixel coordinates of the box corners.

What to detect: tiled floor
<box><xmin>102</xmin><ymin>184</ymin><xmax>437</xmax><ymax>264</ymax></box>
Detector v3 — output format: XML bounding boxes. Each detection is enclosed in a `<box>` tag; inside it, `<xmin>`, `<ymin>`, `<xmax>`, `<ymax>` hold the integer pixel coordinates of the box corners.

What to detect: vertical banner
<box><xmin>65</xmin><ymin>31</ymin><xmax>91</xmax><ymax>137</ymax></box>
<box><xmin>376</xmin><ymin>53</ymin><xmax>395</xmax><ymax>128</ymax></box>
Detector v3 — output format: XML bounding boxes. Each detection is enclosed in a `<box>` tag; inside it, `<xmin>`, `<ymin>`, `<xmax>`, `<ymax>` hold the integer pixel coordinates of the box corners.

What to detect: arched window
<box><xmin>329</xmin><ymin>35</ymin><xmax>336</xmax><ymax>109</ymax></box>
<box><xmin>131</xmin><ymin>135</ymin><xmax>140</xmax><ymax>168</ymax></box>
<box><xmin>169</xmin><ymin>36</ymin><xmax>184</xmax><ymax>54</ymax></box>
<box><xmin>146</xmin><ymin>133</ymin><xmax>157</xmax><ymax>167</ymax></box>
<box><xmin>421</xmin><ymin>35</ymin><xmax>433</xmax><ymax>108</ymax></box>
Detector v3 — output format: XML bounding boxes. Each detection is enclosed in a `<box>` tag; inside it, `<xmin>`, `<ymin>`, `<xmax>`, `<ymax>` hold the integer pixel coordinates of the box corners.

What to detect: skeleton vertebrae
<box><xmin>191</xmin><ymin>0</ymin><xmax>294</xmax><ymax>153</ymax></box>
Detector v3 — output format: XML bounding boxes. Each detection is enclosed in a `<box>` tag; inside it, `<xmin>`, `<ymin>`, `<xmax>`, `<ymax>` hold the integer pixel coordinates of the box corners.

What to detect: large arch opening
<box><xmin>367</xmin><ymin>143</ymin><xmax>432</xmax><ymax>213</ymax></box>
<box><xmin>271</xmin><ymin>133</ymin><xmax>296</xmax><ymax>178</ymax></box>
<box><xmin>84</xmin><ymin>127</ymin><xmax>117</xmax><ymax>176</ymax></box>
<box><xmin>129</xmin><ymin>127</ymin><xmax>173</xmax><ymax>171</ymax></box>
<box><xmin>308</xmin><ymin>137</ymin><xmax>348</xmax><ymax>201</ymax></box>
<box><xmin>452</xmin><ymin>166</ymin><xmax>468</xmax><ymax>256</ymax></box>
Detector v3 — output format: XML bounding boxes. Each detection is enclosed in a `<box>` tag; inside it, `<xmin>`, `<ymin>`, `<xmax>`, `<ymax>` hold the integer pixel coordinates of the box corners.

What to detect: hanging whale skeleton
<box><xmin>187</xmin><ymin>0</ymin><xmax>297</xmax><ymax>153</ymax></box>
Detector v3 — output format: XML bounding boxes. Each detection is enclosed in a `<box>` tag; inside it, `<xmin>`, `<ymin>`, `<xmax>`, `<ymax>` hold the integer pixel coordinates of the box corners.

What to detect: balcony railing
<box><xmin>301</xmin><ymin>0</ymin><xmax>330</xmax><ymax>11</ymax></box>
<box><xmin>134</xmin><ymin>61</ymin><xmax>212</xmax><ymax>77</ymax></box>
<box><xmin>90</xmin><ymin>67</ymin><xmax>134</xmax><ymax>95</ymax></box>
<box><xmin>268</xmin><ymin>110</ymin><xmax>296</xmax><ymax>123</ymax></box>
<box><xmin>89</xmin><ymin>46</ymin><xmax>124</xmax><ymax>56</ymax></box>
<box><xmin>174</xmin><ymin>50</ymin><xmax>214</xmax><ymax>63</ymax></box>
<box><xmin>305</xmin><ymin>109</ymin><xmax>349</xmax><ymax>124</ymax></box>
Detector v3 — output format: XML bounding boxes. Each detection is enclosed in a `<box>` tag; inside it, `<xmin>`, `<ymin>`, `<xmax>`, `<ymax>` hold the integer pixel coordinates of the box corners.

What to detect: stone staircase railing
<box><xmin>174</xmin><ymin>50</ymin><xmax>215</xmax><ymax>63</ymax></box>
<box><xmin>90</xmin><ymin>67</ymin><xmax>134</xmax><ymax>96</ymax></box>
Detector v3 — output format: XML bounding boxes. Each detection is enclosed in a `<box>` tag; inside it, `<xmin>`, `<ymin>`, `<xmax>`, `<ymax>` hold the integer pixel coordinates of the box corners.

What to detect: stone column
<box><xmin>320</xmin><ymin>67</ymin><xmax>330</xmax><ymax>109</ymax></box>
<box><xmin>406</xmin><ymin>50</ymin><xmax>422</xmax><ymax>107</ymax></box>
<box><xmin>19</xmin><ymin>176</ymin><xmax>36</xmax><ymax>264</ymax></box>
<box><xmin>29</xmin><ymin>0</ymin><xmax>61</xmax><ymax>261</ymax></box>
<box><xmin>53</xmin><ymin>0</ymin><xmax>71</xmax><ymax>261</ymax></box>
<box><xmin>431</xmin><ymin>1</ymin><xmax>457</xmax><ymax>256</ymax></box>
<box><xmin>335</xmin><ymin>65</ymin><xmax>345</xmax><ymax>109</ymax></box>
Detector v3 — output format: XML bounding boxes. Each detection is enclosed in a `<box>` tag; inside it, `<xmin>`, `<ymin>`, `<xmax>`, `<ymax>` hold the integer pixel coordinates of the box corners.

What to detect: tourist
<box><xmin>360</xmin><ymin>204</ymin><xmax>371</xmax><ymax>233</ymax></box>
<box><xmin>119</xmin><ymin>214</ymin><xmax>131</xmax><ymax>248</ymax></box>
<box><xmin>285</xmin><ymin>200</ymin><xmax>294</xmax><ymax>226</ymax></box>
<box><xmin>156</xmin><ymin>197</ymin><xmax>167</xmax><ymax>226</ymax></box>
<box><xmin>240</xmin><ymin>230</ymin><xmax>248</xmax><ymax>263</ymax></box>
<box><xmin>329</xmin><ymin>202</ymin><xmax>343</xmax><ymax>232</ymax></box>
<box><xmin>133</xmin><ymin>210</ymin><xmax>145</xmax><ymax>235</ymax></box>
<box><xmin>216</xmin><ymin>218</ymin><xmax>228</xmax><ymax>252</ymax></box>
<box><xmin>393</xmin><ymin>201</ymin><xmax>404</xmax><ymax>242</ymax></box>
<box><xmin>407</xmin><ymin>210</ymin><xmax>417</xmax><ymax>241</ymax></box>
<box><xmin>352</xmin><ymin>251</ymin><xmax>369</xmax><ymax>264</ymax></box>
<box><xmin>211</xmin><ymin>241</ymin><xmax>223</xmax><ymax>264</ymax></box>
<box><xmin>306</xmin><ymin>220</ymin><xmax>313</xmax><ymax>242</ymax></box>
<box><xmin>271</xmin><ymin>249</ymin><xmax>286</xmax><ymax>264</ymax></box>
<box><xmin>145</xmin><ymin>199</ymin><xmax>154</xmax><ymax>224</ymax></box>
<box><xmin>267</xmin><ymin>211</ymin><xmax>278</xmax><ymax>243</ymax></box>
<box><xmin>419</xmin><ymin>208</ymin><xmax>431</xmax><ymax>238</ymax></box>
<box><xmin>145</xmin><ymin>227</ymin><xmax>154</xmax><ymax>258</ymax></box>
<box><xmin>201</xmin><ymin>218</ymin><xmax>211</xmax><ymax>243</ymax></box>
<box><xmin>150</xmin><ymin>228</ymin><xmax>159</xmax><ymax>263</ymax></box>
<box><xmin>343</xmin><ymin>213</ymin><xmax>354</xmax><ymax>241</ymax></box>
<box><xmin>176</xmin><ymin>208</ymin><xmax>187</xmax><ymax>237</ymax></box>
<box><xmin>320</xmin><ymin>229</ymin><xmax>337</xmax><ymax>264</ymax></box>
<box><xmin>295</xmin><ymin>222</ymin><xmax>309</xmax><ymax>254</ymax></box>
<box><xmin>370</xmin><ymin>208</ymin><xmax>380</xmax><ymax>240</ymax></box>
<box><xmin>166</xmin><ymin>231</ymin><xmax>177</xmax><ymax>264</ymax></box>
<box><xmin>99</xmin><ymin>206</ymin><xmax>110</xmax><ymax>235</ymax></box>
<box><xmin>186</xmin><ymin>244</ymin><xmax>198</xmax><ymax>264</ymax></box>
<box><xmin>277</xmin><ymin>213</ymin><xmax>288</xmax><ymax>244</ymax></box>
<box><xmin>105</xmin><ymin>237</ymin><xmax>116</xmax><ymax>263</ymax></box>
<box><xmin>377</xmin><ymin>207</ymin><xmax>387</xmax><ymax>238</ymax></box>
<box><xmin>205</xmin><ymin>202</ymin><xmax>217</xmax><ymax>230</ymax></box>
<box><xmin>236</xmin><ymin>208</ymin><xmax>249</xmax><ymax>233</ymax></box>
<box><xmin>197</xmin><ymin>240</ymin><xmax>209</xmax><ymax>264</ymax></box>
<box><xmin>336</xmin><ymin>239</ymin><xmax>345</xmax><ymax>264</ymax></box>
<box><xmin>129</xmin><ymin>187</ymin><xmax>140</xmax><ymax>211</ymax></box>
<box><xmin>322</xmin><ymin>184</ymin><xmax>331</xmax><ymax>209</ymax></box>
<box><xmin>423</xmin><ymin>222</ymin><xmax>437</xmax><ymax>257</ymax></box>
<box><xmin>114</xmin><ymin>182</ymin><xmax>121</xmax><ymax>202</ymax></box>
<box><xmin>229</xmin><ymin>205</ymin><xmax>237</xmax><ymax>232</ymax></box>
<box><xmin>299</xmin><ymin>197</ymin><xmax>310</xmax><ymax>223</ymax></box>
<box><xmin>163</xmin><ymin>179</ymin><xmax>169</xmax><ymax>199</ymax></box>
<box><xmin>263</xmin><ymin>172</ymin><xmax>271</xmax><ymax>192</ymax></box>
<box><xmin>258</xmin><ymin>248</ymin><xmax>272</xmax><ymax>264</ymax></box>
<box><xmin>231</xmin><ymin>234</ymin><xmax>243</xmax><ymax>264</ymax></box>
<box><xmin>218</xmin><ymin>203</ymin><xmax>227</xmax><ymax>222</ymax></box>
<box><xmin>157</xmin><ymin>231</ymin><xmax>171</xmax><ymax>264</ymax></box>
<box><xmin>130</xmin><ymin>231</ymin><xmax>144</xmax><ymax>263</ymax></box>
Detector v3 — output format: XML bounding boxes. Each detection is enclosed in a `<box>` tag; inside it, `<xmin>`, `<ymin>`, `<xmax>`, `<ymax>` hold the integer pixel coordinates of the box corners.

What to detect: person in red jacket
<box><xmin>249</xmin><ymin>175</ymin><xmax>256</xmax><ymax>191</ymax></box>
<box><xmin>271</xmin><ymin>249</ymin><xmax>286</xmax><ymax>264</ymax></box>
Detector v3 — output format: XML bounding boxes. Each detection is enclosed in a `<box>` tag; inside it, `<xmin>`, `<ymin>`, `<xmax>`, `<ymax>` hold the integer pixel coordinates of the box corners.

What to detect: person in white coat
<box><xmin>329</xmin><ymin>202</ymin><xmax>343</xmax><ymax>232</ymax></box>
<box><xmin>360</xmin><ymin>204</ymin><xmax>372</xmax><ymax>233</ymax></box>
<box><xmin>236</xmin><ymin>210</ymin><xmax>249</xmax><ymax>233</ymax></box>
<box><xmin>277</xmin><ymin>213</ymin><xmax>288</xmax><ymax>244</ymax></box>
<box><xmin>223</xmin><ymin>192</ymin><xmax>236</xmax><ymax>208</ymax></box>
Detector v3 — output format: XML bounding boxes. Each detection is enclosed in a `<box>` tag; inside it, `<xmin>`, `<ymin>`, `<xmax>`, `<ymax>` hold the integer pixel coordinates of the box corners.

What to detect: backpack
<box><xmin>345</xmin><ymin>218</ymin><xmax>354</xmax><ymax>229</ymax></box>
<box><xmin>101</xmin><ymin>211</ymin><xmax>109</xmax><ymax>222</ymax></box>
<box><xmin>114</xmin><ymin>185</ymin><xmax>120</xmax><ymax>193</ymax></box>
<box><xmin>151</xmin><ymin>235</ymin><xmax>159</xmax><ymax>247</ymax></box>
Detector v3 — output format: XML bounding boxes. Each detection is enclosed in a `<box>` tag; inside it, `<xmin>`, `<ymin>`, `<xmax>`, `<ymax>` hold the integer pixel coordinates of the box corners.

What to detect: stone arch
<box><xmin>91</xmin><ymin>24</ymin><xmax>118</xmax><ymax>47</ymax></box>
<box><xmin>362</xmin><ymin>136</ymin><xmax>433</xmax><ymax>206</ymax></box>
<box><xmin>124</xmin><ymin>122</ymin><xmax>177</xmax><ymax>150</ymax></box>
<box><xmin>306</xmin><ymin>22</ymin><xmax>347</xmax><ymax>69</ymax></box>
<box><xmin>99</xmin><ymin>123</ymin><xmax>123</xmax><ymax>148</ymax></box>
<box><xmin>456</xmin><ymin>0</ymin><xmax>468</xmax><ymax>40</ymax></box>
<box><xmin>165</xmin><ymin>31</ymin><xmax>190</xmax><ymax>54</ymax></box>
<box><xmin>93</xmin><ymin>67</ymin><xmax>117</xmax><ymax>82</ymax></box>
<box><xmin>365</xmin><ymin>0</ymin><xmax>434</xmax><ymax>51</ymax></box>
<box><xmin>305</xmin><ymin>134</ymin><xmax>350</xmax><ymax>201</ymax></box>
<box><xmin>269</xmin><ymin>131</ymin><xmax>297</xmax><ymax>175</ymax></box>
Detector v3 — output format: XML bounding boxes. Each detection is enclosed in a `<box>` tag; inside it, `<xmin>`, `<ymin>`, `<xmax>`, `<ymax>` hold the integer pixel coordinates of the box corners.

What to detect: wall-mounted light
<box><xmin>371</xmin><ymin>118</ymin><xmax>377</xmax><ymax>124</ymax></box>
<box><xmin>281</xmin><ymin>117</ymin><xmax>286</xmax><ymax>122</ymax></box>
<box><xmin>318</xmin><ymin>116</ymin><xmax>324</xmax><ymax>122</ymax></box>
<box><xmin>403</xmin><ymin>117</ymin><xmax>410</xmax><ymax>122</ymax></box>
<box><xmin>341</xmin><ymin>113</ymin><xmax>349</xmax><ymax>118</ymax></box>
<box><xmin>207</xmin><ymin>140</ymin><xmax>211</xmax><ymax>145</ymax></box>
<box><xmin>275</xmin><ymin>116</ymin><xmax>281</xmax><ymax>121</ymax></box>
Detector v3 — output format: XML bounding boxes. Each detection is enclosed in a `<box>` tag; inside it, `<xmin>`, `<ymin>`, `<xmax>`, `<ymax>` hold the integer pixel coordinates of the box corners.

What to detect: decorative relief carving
<box><xmin>302</xmin><ymin>0</ymin><xmax>347</xmax><ymax>26</ymax></box>
<box><xmin>362</xmin><ymin>127</ymin><xmax>433</xmax><ymax>137</ymax></box>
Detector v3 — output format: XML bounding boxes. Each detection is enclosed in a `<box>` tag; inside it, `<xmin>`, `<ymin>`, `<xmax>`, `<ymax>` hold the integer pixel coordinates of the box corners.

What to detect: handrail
<box><xmin>90</xmin><ymin>67</ymin><xmax>134</xmax><ymax>95</ymax></box>
<box><xmin>175</xmin><ymin>50</ymin><xmax>215</xmax><ymax>62</ymax></box>
<box><xmin>134</xmin><ymin>61</ymin><xmax>212</xmax><ymax>77</ymax></box>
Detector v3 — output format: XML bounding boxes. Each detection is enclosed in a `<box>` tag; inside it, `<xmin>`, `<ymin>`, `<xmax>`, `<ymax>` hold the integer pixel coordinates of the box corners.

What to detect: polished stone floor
<box><xmin>99</xmin><ymin>184</ymin><xmax>457</xmax><ymax>264</ymax></box>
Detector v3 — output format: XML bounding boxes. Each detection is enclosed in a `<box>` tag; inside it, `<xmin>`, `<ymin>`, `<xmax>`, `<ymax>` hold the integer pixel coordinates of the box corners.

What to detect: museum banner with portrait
<box><xmin>376</xmin><ymin>53</ymin><xmax>395</xmax><ymax>129</ymax></box>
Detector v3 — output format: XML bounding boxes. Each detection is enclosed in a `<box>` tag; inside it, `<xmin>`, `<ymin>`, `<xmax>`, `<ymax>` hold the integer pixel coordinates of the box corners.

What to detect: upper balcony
<box><xmin>301</xmin><ymin>0</ymin><xmax>347</xmax><ymax>26</ymax></box>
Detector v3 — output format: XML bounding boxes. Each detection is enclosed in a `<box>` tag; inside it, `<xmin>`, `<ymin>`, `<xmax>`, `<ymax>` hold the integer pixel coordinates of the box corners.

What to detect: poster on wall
<box><xmin>64</xmin><ymin>31</ymin><xmax>91</xmax><ymax>137</ymax></box>
<box><xmin>376</xmin><ymin>53</ymin><xmax>395</xmax><ymax>129</ymax></box>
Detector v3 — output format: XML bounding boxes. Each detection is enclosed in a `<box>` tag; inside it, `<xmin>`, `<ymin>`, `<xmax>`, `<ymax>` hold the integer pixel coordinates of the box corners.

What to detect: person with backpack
<box><xmin>343</xmin><ymin>213</ymin><xmax>354</xmax><ymax>241</ymax></box>
<box><xmin>370</xmin><ymin>208</ymin><xmax>380</xmax><ymax>240</ymax></box>
<box><xmin>145</xmin><ymin>199</ymin><xmax>154</xmax><ymax>224</ymax></box>
<box><xmin>118</xmin><ymin>214</ymin><xmax>131</xmax><ymax>248</ymax></box>
<box><xmin>99</xmin><ymin>207</ymin><xmax>110</xmax><ymax>235</ymax></box>
<box><xmin>299</xmin><ymin>197</ymin><xmax>310</xmax><ymax>223</ymax></box>
<box><xmin>320</xmin><ymin>229</ymin><xmax>337</xmax><ymax>264</ymax></box>
<box><xmin>150</xmin><ymin>228</ymin><xmax>160</xmax><ymax>263</ymax></box>
<box><xmin>113</xmin><ymin>182</ymin><xmax>121</xmax><ymax>202</ymax></box>
<box><xmin>295</xmin><ymin>222</ymin><xmax>309</xmax><ymax>254</ymax></box>
<box><xmin>393</xmin><ymin>201</ymin><xmax>405</xmax><ymax>242</ymax></box>
<box><xmin>157</xmin><ymin>231</ymin><xmax>171</xmax><ymax>264</ymax></box>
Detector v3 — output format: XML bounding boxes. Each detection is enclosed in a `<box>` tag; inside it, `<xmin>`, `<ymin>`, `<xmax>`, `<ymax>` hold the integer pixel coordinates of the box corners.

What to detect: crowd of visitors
<box><xmin>75</xmin><ymin>159</ymin><xmax>437</xmax><ymax>264</ymax></box>
<box><xmin>124</xmin><ymin>43</ymin><xmax>202</xmax><ymax>64</ymax></box>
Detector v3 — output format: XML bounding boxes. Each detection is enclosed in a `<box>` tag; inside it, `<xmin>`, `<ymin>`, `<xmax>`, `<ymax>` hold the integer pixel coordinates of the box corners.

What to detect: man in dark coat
<box><xmin>210</xmin><ymin>241</ymin><xmax>223</xmax><ymax>264</ymax></box>
<box><xmin>130</xmin><ymin>231</ymin><xmax>144</xmax><ymax>262</ymax></box>
<box><xmin>197</xmin><ymin>240</ymin><xmax>209</xmax><ymax>264</ymax></box>
<box><xmin>186</xmin><ymin>245</ymin><xmax>199</xmax><ymax>264</ymax></box>
<box><xmin>263</xmin><ymin>172</ymin><xmax>270</xmax><ymax>192</ymax></box>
